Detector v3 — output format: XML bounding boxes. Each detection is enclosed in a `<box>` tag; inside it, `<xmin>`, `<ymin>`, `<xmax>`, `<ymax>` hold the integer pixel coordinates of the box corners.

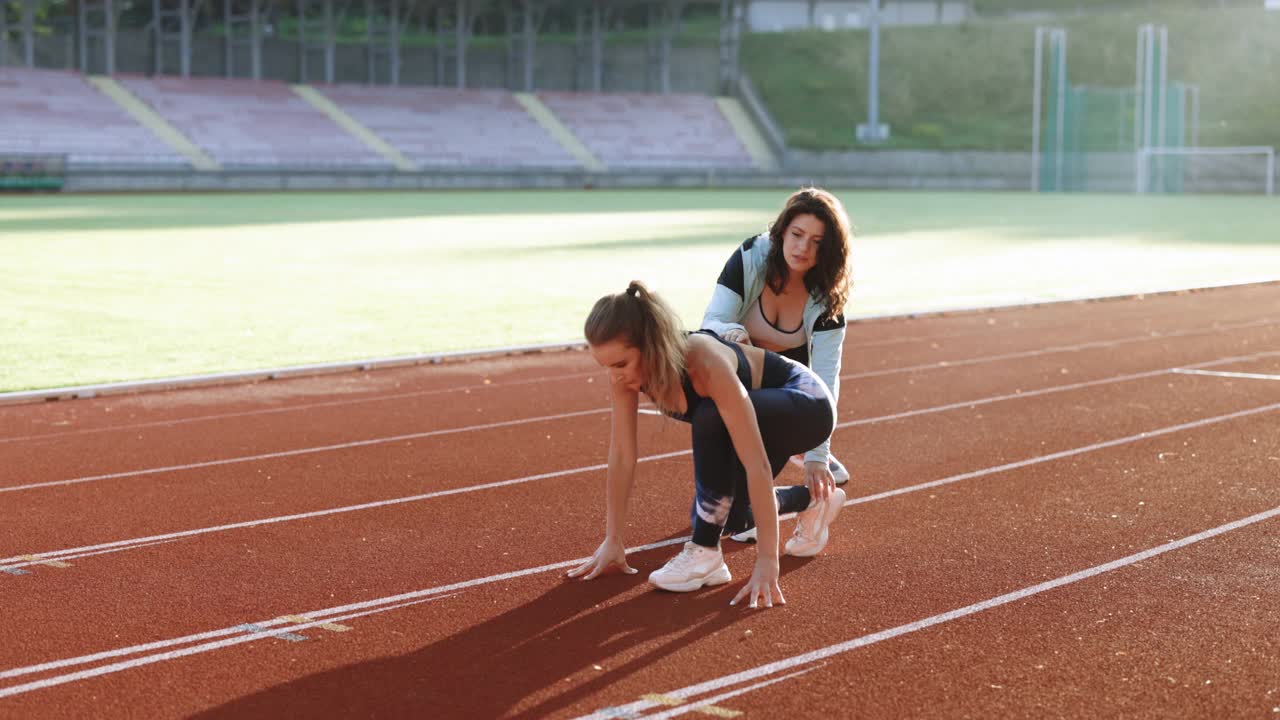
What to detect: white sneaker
<box><xmin>829</xmin><ymin>456</ymin><xmax>850</xmax><ymax>486</ymax></box>
<box><xmin>727</xmin><ymin>526</ymin><xmax>757</xmax><ymax>543</ymax></box>
<box><xmin>648</xmin><ymin>542</ymin><xmax>731</xmax><ymax>592</ymax></box>
<box><xmin>785</xmin><ymin>488</ymin><xmax>847</xmax><ymax>557</ymax></box>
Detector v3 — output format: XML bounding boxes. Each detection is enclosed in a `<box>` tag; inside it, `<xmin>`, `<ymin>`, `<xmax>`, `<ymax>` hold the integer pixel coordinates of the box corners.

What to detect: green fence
<box><xmin>0</xmin><ymin>156</ymin><xmax>67</xmax><ymax>191</ymax></box>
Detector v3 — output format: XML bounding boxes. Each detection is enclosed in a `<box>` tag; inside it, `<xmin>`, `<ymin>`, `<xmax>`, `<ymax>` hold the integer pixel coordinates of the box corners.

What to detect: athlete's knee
<box><xmin>691</xmin><ymin>400</ymin><xmax>729</xmax><ymax>447</ymax></box>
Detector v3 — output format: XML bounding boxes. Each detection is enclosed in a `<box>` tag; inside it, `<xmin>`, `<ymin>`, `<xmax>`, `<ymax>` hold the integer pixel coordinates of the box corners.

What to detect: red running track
<box><xmin>1</xmin><ymin>282</ymin><xmax>1279</xmax><ymax>719</ymax></box>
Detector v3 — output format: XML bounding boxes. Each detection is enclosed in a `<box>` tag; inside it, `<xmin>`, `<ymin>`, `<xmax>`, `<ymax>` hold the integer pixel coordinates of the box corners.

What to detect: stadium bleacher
<box><xmin>0</xmin><ymin>67</ymin><xmax>186</xmax><ymax>167</ymax></box>
<box><xmin>318</xmin><ymin>85</ymin><xmax>581</xmax><ymax>170</ymax></box>
<box><xmin>115</xmin><ymin>75</ymin><xmax>390</xmax><ymax>169</ymax></box>
<box><xmin>1</xmin><ymin>69</ymin><xmax>759</xmax><ymax>175</ymax></box>
<box><xmin>537</xmin><ymin>91</ymin><xmax>756</xmax><ymax>170</ymax></box>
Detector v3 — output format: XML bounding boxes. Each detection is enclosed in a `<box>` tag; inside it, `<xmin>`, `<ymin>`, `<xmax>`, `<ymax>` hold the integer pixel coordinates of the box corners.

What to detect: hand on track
<box><xmin>567</xmin><ymin>538</ymin><xmax>636</xmax><ymax>580</ymax></box>
<box><xmin>730</xmin><ymin>561</ymin><xmax>785</xmax><ymax>609</ymax></box>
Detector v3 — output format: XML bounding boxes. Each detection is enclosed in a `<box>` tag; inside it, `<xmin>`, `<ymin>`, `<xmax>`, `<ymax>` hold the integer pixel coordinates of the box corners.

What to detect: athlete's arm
<box><xmin>691</xmin><ymin>343</ymin><xmax>784</xmax><ymax>609</ymax></box>
<box><xmin>567</xmin><ymin>379</ymin><xmax>639</xmax><ymax>580</ymax></box>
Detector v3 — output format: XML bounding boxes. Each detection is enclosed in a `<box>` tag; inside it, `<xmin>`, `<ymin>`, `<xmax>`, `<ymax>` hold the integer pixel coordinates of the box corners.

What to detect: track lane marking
<box><xmin>4</xmin><ymin>400</ymin><xmax>1279</xmax><ymax>691</ymax></box>
<box><xmin>0</xmin><ymin>451</ymin><xmax>693</xmax><ymax>566</ymax></box>
<box><xmin>839</xmin><ymin>317</ymin><xmax>1275</xmax><ymax>380</ymax></box>
<box><xmin>0</xmin><ymin>594</ymin><xmax>459</xmax><ymax>698</ymax></box>
<box><xmin>6</xmin><ymin>351</ymin><xmax>1279</xmax><ymax>568</ymax></box>
<box><xmin>1172</xmin><ymin>368</ymin><xmax>1280</xmax><ymax>381</ymax></box>
<box><xmin>0</xmin><ymin>371</ymin><xmax>600</xmax><ymax>445</ymax></box>
<box><xmin>0</xmin><ymin>406</ymin><xmax>614</xmax><ymax>494</ymax></box>
<box><xmin>631</xmin><ymin>665</ymin><xmax>824</xmax><ymax>720</ymax></box>
<box><xmin>2</xmin><ymin>316</ymin><xmax>1272</xmax><ymax>451</ymax></box>
<box><xmin>581</xmin><ymin>504</ymin><xmax>1280</xmax><ymax>720</ymax></box>
<box><xmin>7</xmin><ymin>343</ymin><xmax>1279</xmax><ymax>498</ymax></box>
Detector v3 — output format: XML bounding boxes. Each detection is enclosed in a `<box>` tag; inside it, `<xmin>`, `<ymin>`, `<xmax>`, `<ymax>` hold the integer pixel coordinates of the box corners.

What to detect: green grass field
<box><xmin>2</xmin><ymin>189</ymin><xmax>1278</xmax><ymax>393</ymax></box>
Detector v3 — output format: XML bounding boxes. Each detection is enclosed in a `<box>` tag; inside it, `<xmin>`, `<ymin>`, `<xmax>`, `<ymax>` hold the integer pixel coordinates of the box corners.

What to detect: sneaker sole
<box><xmin>648</xmin><ymin>563</ymin><xmax>732</xmax><ymax>592</ymax></box>
<box><xmin>786</xmin><ymin>490</ymin><xmax>846</xmax><ymax>557</ymax></box>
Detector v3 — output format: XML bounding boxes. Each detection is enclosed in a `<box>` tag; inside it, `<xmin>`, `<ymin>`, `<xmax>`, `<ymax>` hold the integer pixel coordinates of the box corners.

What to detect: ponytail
<box><xmin>585</xmin><ymin>281</ymin><xmax>687</xmax><ymax>411</ymax></box>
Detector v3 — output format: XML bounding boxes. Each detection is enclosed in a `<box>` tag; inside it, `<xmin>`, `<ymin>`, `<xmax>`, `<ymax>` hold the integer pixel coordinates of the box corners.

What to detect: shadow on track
<box><xmin>192</xmin><ymin>542</ymin><xmax>811</xmax><ymax>719</ymax></box>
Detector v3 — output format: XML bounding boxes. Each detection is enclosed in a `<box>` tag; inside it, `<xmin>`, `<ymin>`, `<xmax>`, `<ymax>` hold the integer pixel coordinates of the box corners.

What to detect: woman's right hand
<box><xmin>566</xmin><ymin>538</ymin><xmax>636</xmax><ymax>580</ymax></box>
<box><xmin>722</xmin><ymin>328</ymin><xmax>752</xmax><ymax>345</ymax></box>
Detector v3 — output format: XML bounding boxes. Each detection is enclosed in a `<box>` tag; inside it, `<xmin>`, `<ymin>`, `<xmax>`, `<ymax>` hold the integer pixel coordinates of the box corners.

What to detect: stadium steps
<box><xmin>291</xmin><ymin>85</ymin><xmax>418</xmax><ymax>172</ymax></box>
<box><xmin>535</xmin><ymin>92</ymin><xmax>757</xmax><ymax>170</ymax></box>
<box><xmin>86</xmin><ymin>76</ymin><xmax>220</xmax><ymax>171</ymax></box>
<box><xmin>715</xmin><ymin>97</ymin><xmax>779</xmax><ymax>171</ymax></box>
<box><xmin>513</xmin><ymin>93</ymin><xmax>604</xmax><ymax>172</ymax></box>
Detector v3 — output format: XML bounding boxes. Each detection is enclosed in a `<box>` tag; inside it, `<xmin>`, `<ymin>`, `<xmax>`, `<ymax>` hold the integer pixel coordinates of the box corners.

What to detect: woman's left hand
<box><xmin>803</xmin><ymin>460</ymin><xmax>835</xmax><ymax>502</ymax></box>
<box><xmin>731</xmin><ymin>560</ymin><xmax>785</xmax><ymax>609</ymax></box>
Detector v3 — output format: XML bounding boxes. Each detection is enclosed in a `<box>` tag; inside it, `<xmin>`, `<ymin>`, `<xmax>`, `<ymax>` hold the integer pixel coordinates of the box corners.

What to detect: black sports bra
<box><xmin>662</xmin><ymin>330</ymin><xmax>790</xmax><ymax>423</ymax></box>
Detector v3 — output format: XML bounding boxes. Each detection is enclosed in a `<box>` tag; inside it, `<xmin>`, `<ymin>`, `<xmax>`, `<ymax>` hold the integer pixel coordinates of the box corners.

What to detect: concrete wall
<box><xmin>59</xmin><ymin>153</ymin><xmax>1276</xmax><ymax>194</ymax></box>
<box><xmin>62</xmin><ymin>154</ymin><xmax>1032</xmax><ymax>193</ymax></box>
<box><xmin>748</xmin><ymin>1</ymin><xmax>971</xmax><ymax>31</ymax></box>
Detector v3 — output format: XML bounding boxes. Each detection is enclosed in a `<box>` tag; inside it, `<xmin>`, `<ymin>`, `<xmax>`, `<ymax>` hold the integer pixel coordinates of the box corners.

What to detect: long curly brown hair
<box><xmin>763</xmin><ymin>187</ymin><xmax>852</xmax><ymax>318</ymax></box>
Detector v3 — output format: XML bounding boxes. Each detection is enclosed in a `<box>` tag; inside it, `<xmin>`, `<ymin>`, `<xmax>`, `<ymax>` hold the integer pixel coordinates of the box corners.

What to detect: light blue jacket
<box><xmin>701</xmin><ymin>233</ymin><xmax>846</xmax><ymax>465</ymax></box>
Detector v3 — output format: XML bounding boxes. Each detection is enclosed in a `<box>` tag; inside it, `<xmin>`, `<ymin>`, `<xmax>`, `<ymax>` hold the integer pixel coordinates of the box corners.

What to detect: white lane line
<box><xmin>7</xmin><ymin>353</ymin><xmax>1277</xmax><ymax>567</ymax></box>
<box><xmin>0</xmin><ymin>450</ymin><xmax>692</xmax><ymax>565</ymax></box>
<box><xmin>0</xmin><ymin>371</ymin><xmax>600</xmax><ymax>445</ymax></box>
<box><xmin>9</xmin><ymin>341</ymin><xmax>1278</xmax><ymax>500</ymax></box>
<box><xmin>841</xmin><ymin>350</ymin><xmax>1280</xmax><ymax>429</ymax></box>
<box><xmin>2</xmin><ymin>539</ymin><xmax>184</xmax><ymax>571</ymax></box>
<box><xmin>839</xmin><ymin>317</ymin><xmax>1275</xmax><ymax>381</ymax></box>
<box><xmin>3</xmin><ymin>314</ymin><xmax>1271</xmax><ymax>450</ymax></box>
<box><xmin>1172</xmin><ymin>368</ymin><xmax>1280</xmax><ymax>381</ymax></box>
<box><xmin>841</xmin><ymin>402</ymin><xmax>1280</xmax><ymax>509</ymax></box>
<box><xmin>627</xmin><ymin>665</ymin><xmax>826</xmax><ymax>720</ymax></box>
<box><xmin>0</xmin><ymin>406</ymin><xmax>612</xmax><ymax>495</ymax></box>
<box><xmin>0</xmin><ymin>593</ymin><xmax>458</xmax><ymax>699</ymax></box>
<box><xmin>581</xmin><ymin>503</ymin><xmax>1280</xmax><ymax>720</ymax></box>
<box><xmin>0</xmin><ymin>536</ymin><xmax>688</xmax><ymax>683</ymax></box>
<box><xmin>6</xmin><ymin>400</ymin><xmax>1279</xmax><ymax>687</ymax></box>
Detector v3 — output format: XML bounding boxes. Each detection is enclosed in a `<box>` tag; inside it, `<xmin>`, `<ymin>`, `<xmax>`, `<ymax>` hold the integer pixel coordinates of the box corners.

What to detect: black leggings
<box><xmin>687</xmin><ymin>364</ymin><xmax>836</xmax><ymax>547</ymax></box>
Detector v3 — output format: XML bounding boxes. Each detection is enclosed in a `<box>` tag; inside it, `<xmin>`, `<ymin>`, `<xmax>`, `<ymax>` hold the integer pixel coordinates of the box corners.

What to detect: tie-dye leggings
<box><xmin>687</xmin><ymin>361</ymin><xmax>835</xmax><ymax>548</ymax></box>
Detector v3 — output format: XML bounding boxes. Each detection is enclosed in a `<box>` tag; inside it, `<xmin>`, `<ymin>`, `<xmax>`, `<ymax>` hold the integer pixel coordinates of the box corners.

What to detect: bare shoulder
<box><xmin>686</xmin><ymin>334</ymin><xmax>734</xmax><ymax>383</ymax></box>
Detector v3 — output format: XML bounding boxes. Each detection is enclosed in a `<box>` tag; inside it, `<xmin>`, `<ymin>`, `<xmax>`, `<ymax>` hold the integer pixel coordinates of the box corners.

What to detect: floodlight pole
<box><xmin>867</xmin><ymin>0</ymin><xmax>880</xmax><ymax>130</ymax></box>
<box><xmin>856</xmin><ymin>0</ymin><xmax>889</xmax><ymax>144</ymax></box>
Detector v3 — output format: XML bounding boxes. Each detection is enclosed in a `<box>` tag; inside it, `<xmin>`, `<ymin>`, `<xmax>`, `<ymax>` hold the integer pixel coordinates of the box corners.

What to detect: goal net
<box><xmin>1138</xmin><ymin>146</ymin><xmax>1276</xmax><ymax>195</ymax></box>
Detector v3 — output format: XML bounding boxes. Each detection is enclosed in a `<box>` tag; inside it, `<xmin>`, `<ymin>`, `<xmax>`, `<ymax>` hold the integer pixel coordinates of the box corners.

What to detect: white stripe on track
<box><xmin>1172</xmin><ymin>368</ymin><xmax>1280</xmax><ymax>381</ymax></box>
<box><xmin>0</xmin><ymin>593</ymin><xmax>458</xmax><ymax>698</ymax></box>
<box><xmin>5</xmin><ymin>400</ymin><xmax>1280</xmax><ymax>690</ymax></box>
<box><xmin>8</xmin><ymin>339</ymin><xmax>1278</xmax><ymax>499</ymax></box>
<box><xmin>580</xmin><ymin>503</ymin><xmax>1280</xmax><ymax>720</ymax></box>
<box><xmin>840</xmin><ymin>350</ymin><xmax>1280</xmax><ymax>429</ymax></box>
<box><xmin>7</xmin><ymin>351</ymin><xmax>1278</xmax><ymax>567</ymax></box>
<box><xmin>841</xmin><ymin>402</ymin><xmax>1280</xmax><ymax>508</ymax></box>
<box><xmin>631</xmin><ymin>665</ymin><xmax>825</xmax><ymax>720</ymax></box>
<box><xmin>2</xmin><ymin>315</ymin><xmax>1272</xmax><ymax>449</ymax></box>
<box><xmin>0</xmin><ymin>450</ymin><xmax>692</xmax><ymax>565</ymax></box>
<box><xmin>839</xmin><ymin>317</ymin><xmax>1275</xmax><ymax>381</ymax></box>
<box><xmin>0</xmin><ymin>406</ymin><xmax>612</xmax><ymax>494</ymax></box>
<box><xmin>0</xmin><ymin>536</ymin><xmax>687</xmax><ymax>684</ymax></box>
<box><xmin>0</xmin><ymin>371</ymin><xmax>599</xmax><ymax>445</ymax></box>
<box><xmin>2</xmin><ymin>538</ymin><xmax>183</xmax><ymax>571</ymax></box>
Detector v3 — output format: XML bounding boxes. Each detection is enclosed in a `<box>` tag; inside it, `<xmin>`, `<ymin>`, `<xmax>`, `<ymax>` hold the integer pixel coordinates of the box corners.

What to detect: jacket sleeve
<box><xmin>700</xmin><ymin>240</ymin><xmax>750</xmax><ymax>336</ymax></box>
<box><xmin>803</xmin><ymin>312</ymin><xmax>847</xmax><ymax>466</ymax></box>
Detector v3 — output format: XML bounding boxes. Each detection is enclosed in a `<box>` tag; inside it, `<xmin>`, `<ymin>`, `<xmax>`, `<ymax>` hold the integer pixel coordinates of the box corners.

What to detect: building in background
<box><xmin>748</xmin><ymin>1</ymin><xmax>971</xmax><ymax>31</ymax></box>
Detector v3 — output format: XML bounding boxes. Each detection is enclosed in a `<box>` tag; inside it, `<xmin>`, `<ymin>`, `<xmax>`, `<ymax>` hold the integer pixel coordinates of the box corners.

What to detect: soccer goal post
<box><xmin>1137</xmin><ymin>146</ymin><xmax>1276</xmax><ymax>196</ymax></box>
